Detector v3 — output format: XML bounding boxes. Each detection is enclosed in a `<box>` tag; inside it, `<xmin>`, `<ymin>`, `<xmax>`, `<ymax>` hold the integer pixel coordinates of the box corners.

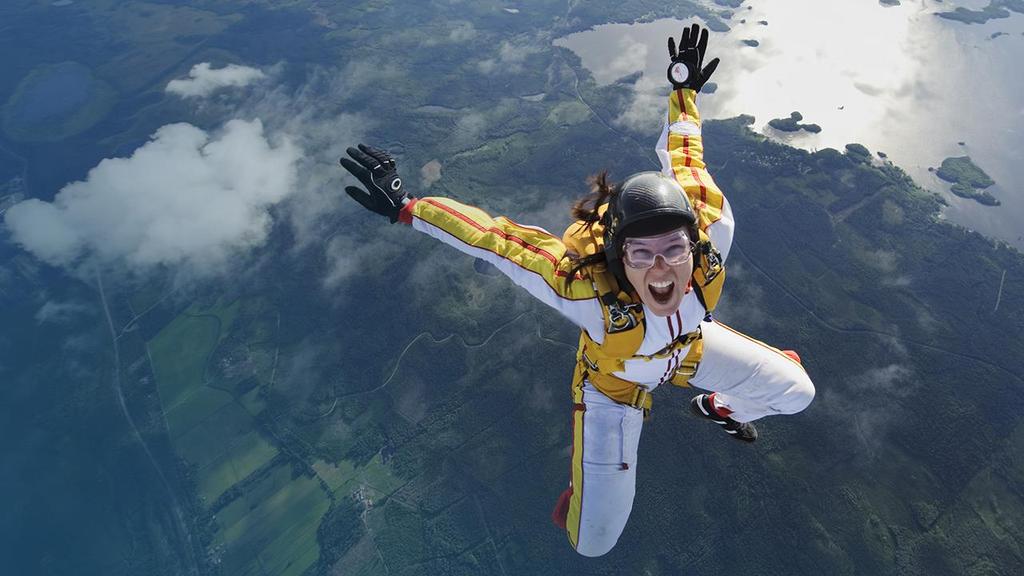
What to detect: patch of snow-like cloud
<box><xmin>865</xmin><ymin>248</ymin><xmax>912</xmax><ymax>287</ymax></box>
<box><xmin>241</xmin><ymin>68</ymin><xmax>375</xmax><ymax>247</ymax></box>
<box><xmin>450</xmin><ymin>111</ymin><xmax>489</xmax><ymax>149</ymax></box>
<box><xmin>512</xmin><ymin>195</ymin><xmax>576</xmax><ymax>239</ymax></box>
<box><xmin>35</xmin><ymin>300</ymin><xmax>93</xmax><ymax>324</ymax></box>
<box><xmin>3</xmin><ymin>120</ymin><xmax>298</xmax><ymax>278</ymax></box>
<box><xmin>820</xmin><ymin>356</ymin><xmax>917</xmax><ymax>456</ymax></box>
<box><xmin>857</xmin><ymin>364</ymin><xmax>915</xmax><ymax>393</ymax></box>
<box><xmin>478</xmin><ymin>40</ymin><xmax>540</xmax><ymax>75</ymax></box>
<box><xmin>449</xmin><ymin>21</ymin><xmax>477</xmax><ymax>42</ymax></box>
<box><xmin>712</xmin><ymin>262</ymin><xmax>768</xmax><ymax>330</ymax></box>
<box><xmin>614</xmin><ymin>74</ymin><xmax>665</xmax><ymax>134</ymax></box>
<box><xmin>606</xmin><ymin>36</ymin><xmax>648</xmax><ymax>83</ymax></box>
<box><xmin>421</xmin><ymin>20</ymin><xmax>478</xmax><ymax>47</ymax></box>
<box><xmin>166</xmin><ymin>63</ymin><xmax>267</xmax><ymax>98</ymax></box>
<box><xmin>844</xmin><ymin>363</ymin><xmax>917</xmax><ymax>450</ymax></box>
<box><xmin>275</xmin><ymin>339</ymin><xmax>335</xmax><ymax>411</ymax></box>
<box><xmin>322</xmin><ymin>227</ymin><xmax>407</xmax><ymax>290</ymax></box>
<box><xmin>421</xmin><ymin>160</ymin><xmax>443</xmax><ymax>189</ymax></box>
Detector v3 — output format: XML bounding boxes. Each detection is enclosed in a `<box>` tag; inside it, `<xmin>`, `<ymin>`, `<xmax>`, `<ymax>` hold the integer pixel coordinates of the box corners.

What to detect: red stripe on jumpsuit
<box><xmin>416</xmin><ymin>199</ymin><xmax>588</xmax><ymax>287</ymax></box>
<box><xmin>690</xmin><ymin>167</ymin><xmax>709</xmax><ymax>207</ymax></box>
<box><xmin>659</xmin><ymin>312</ymin><xmax>678</xmax><ymax>383</ymax></box>
<box><xmin>675</xmin><ymin>89</ymin><xmax>688</xmax><ymax>122</ymax></box>
<box><xmin>660</xmin><ymin>311</ymin><xmax>684</xmax><ymax>384</ymax></box>
<box><xmin>422</xmin><ymin>198</ymin><xmax>563</xmax><ymax>267</ymax></box>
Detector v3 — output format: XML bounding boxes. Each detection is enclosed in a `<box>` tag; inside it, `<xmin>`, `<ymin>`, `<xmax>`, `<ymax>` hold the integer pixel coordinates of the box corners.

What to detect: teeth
<box><xmin>650</xmin><ymin>281</ymin><xmax>673</xmax><ymax>288</ymax></box>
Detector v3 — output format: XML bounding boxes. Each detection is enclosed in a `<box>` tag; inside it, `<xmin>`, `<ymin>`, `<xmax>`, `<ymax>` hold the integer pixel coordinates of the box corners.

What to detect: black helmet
<box><xmin>602</xmin><ymin>171</ymin><xmax>696</xmax><ymax>293</ymax></box>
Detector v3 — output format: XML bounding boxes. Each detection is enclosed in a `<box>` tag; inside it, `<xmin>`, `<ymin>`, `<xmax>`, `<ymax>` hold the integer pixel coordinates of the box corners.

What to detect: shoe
<box><xmin>690</xmin><ymin>394</ymin><xmax>758</xmax><ymax>443</ymax></box>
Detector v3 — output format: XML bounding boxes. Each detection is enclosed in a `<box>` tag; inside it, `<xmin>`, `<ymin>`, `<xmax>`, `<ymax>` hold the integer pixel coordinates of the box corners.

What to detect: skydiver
<box><xmin>339</xmin><ymin>23</ymin><xmax>814</xmax><ymax>557</ymax></box>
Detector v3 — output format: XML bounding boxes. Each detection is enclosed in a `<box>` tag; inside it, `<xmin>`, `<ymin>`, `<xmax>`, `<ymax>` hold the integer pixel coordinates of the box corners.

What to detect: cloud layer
<box><xmin>3</xmin><ymin>120</ymin><xmax>298</xmax><ymax>276</ymax></box>
<box><xmin>166</xmin><ymin>63</ymin><xmax>267</xmax><ymax>98</ymax></box>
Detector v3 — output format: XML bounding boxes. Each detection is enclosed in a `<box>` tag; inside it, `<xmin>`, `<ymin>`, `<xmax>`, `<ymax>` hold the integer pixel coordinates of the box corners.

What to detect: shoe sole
<box><xmin>691</xmin><ymin>395</ymin><xmax>757</xmax><ymax>442</ymax></box>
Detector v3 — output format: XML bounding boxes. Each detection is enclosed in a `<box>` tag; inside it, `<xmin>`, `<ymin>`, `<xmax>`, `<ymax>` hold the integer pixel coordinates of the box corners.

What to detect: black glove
<box><xmin>667</xmin><ymin>23</ymin><xmax>720</xmax><ymax>92</ymax></box>
<box><xmin>339</xmin><ymin>144</ymin><xmax>411</xmax><ymax>223</ymax></box>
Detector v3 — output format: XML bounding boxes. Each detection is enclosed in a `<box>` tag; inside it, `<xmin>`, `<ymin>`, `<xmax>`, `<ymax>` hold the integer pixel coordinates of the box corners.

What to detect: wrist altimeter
<box><xmin>667</xmin><ymin>59</ymin><xmax>696</xmax><ymax>88</ymax></box>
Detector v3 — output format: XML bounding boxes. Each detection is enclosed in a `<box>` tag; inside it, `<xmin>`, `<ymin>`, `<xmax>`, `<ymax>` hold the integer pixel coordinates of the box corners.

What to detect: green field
<box><xmin>212</xmin><ymin>465</ymin><xmax>331</xmax><ymax>576</ymax></box>
<box><xmin>148</xmin><ymin>299</ymin><xmax>279</xmax><ymax>503</ymax></box>
<box><xmin>148</xmin><ymin>298</ymin><xmax>344</xmax><ymax>571</ymax></box>
<box><xmin>313</xmin><ymin>453</ymin><xmax>404</xmax><ymax>497</ymax></box>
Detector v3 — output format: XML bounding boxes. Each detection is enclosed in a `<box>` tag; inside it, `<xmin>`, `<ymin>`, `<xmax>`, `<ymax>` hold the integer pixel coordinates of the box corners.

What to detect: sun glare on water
<box><xmin>555</xmin><ymin>0</ymin><xmax>1024</xmax><ymax>247</ymax></box>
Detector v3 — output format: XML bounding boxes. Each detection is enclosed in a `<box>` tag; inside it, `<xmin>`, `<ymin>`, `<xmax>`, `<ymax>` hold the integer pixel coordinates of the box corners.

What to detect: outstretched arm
<box><xmin>656</xmin><ymin>23</ymin><xmax>735</xmax><ymax>261</ymax></box>
<box><xmin>399</xmin><ymin>197</ymin><xmax>604</xmax><ymax>333</ymax></box>
<box><xmin>339</xmin><ymin>144</ymin><xmax>604</xmax><ymax>334</ymax></box>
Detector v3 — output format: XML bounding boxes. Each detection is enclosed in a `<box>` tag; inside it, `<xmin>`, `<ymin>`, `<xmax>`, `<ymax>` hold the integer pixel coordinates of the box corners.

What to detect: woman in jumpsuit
<box><xmin>340</xmin><ymin>24</ymin><xmax>815</xmax><ymax>557</ymax></box>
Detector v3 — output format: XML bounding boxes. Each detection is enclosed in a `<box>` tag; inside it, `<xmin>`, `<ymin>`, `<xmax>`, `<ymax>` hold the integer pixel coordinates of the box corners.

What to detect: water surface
<box><xmin>556</xmin><ymin>0</ymin><xmax>1024</xmax><ymax>247</ymax></box>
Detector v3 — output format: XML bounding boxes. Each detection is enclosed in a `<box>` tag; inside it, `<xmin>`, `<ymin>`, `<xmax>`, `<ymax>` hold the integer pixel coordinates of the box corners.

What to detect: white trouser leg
<box><xmin>689</xmin><ymin>320</ymin><xmax>815</xmax><ymax>423</ymax></box>
<box><xmin>572</xmin><ymin>382</ymin><xmax>644</xmax><ymax>557</ymax></box>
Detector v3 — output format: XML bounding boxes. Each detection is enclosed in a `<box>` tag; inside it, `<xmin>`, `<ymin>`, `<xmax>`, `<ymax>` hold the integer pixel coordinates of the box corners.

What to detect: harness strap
<box><xmin>578</xmin><ymin>329</ymin><xmax>705</xmax><ymax>414</ymax></box>
<box><xmin>670</xmin><ymin>333</ymin><xmax>704</xmax><ymax>387</ymax></box>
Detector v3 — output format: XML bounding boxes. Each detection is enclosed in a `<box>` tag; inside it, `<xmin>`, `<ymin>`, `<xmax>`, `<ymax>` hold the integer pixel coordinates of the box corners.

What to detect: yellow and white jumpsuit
<box><xmin>396</xmin><ymin>89</ymin><xmax>815</xmax><ymax>557</ymax></box>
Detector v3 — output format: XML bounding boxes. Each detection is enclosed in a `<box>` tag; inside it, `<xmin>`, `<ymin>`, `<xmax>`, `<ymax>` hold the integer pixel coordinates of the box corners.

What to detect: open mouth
<box><xmin>648</xmin><ymin>280</ymin><xmax>675</xmax><ymax>305</ymax></box>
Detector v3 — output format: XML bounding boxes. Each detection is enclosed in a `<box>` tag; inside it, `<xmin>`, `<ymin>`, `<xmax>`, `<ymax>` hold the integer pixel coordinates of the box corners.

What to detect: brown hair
<box><xmin>563</xmin><ymin>171</ymin><xmax>620</xmax><ymax>285</ymax></box>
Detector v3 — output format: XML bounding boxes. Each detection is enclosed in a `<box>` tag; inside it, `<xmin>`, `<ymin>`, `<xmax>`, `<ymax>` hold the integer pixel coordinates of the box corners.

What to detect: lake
<box><xmin>555</xmin><ymin>0</ymin><xmax>1024</xmax><ymax>248</ymax></box>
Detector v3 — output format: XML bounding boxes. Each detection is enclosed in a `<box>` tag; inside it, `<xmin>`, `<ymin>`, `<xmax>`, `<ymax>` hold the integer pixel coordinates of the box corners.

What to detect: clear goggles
<box><xmin>622</xmin><ymin>229</ymin><xmax>694</xmax><ymax>269</ymax></box>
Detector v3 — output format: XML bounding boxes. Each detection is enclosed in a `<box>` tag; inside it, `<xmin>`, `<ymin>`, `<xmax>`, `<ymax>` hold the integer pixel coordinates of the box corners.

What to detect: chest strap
<box><xmin>576</xmin><ymin>329</ymin><xmax>705</xmax><ymax>414</ymax></box>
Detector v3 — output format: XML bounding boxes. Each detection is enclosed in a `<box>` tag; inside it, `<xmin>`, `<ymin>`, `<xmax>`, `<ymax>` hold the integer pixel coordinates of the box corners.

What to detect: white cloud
<box><xmin>3</xmin><ymin>120</ymin><xmax>298</xmax><ymax>277</ymax></box>
<box><xmin>35</xmin><ymin>300</ymin><xmax>92</xmax><ymax>324</ymax></box>
<box><xmin>615</xmin><ymin>74</ymin><xmax>666</xmax><ymax>134</ymax></box>
<box><xmin>478</xmin><ymin>40</ymin><xmax>539</xmax><ymax>75</ymax></box>
<box><xmin>453</xmin><ymin>112</ymin><xmax>488</xmax><ymax>146</ymax></box>
<box><xmin>7</xmin><ymin>61</ymin><xmax>385</xmax><ymax>286</ymax></box>
<box><xmin>449</xmin><ymin>21</ymin><xmax>477</xmax><ymax>42</ymax></box>
<box><xmin>713</xmin><ymin>262</ymin><xmax>768</xmax><ymax>330</ymax></box>
<box><xmin>853</xmin><ymin>363</ymin><xmax>914</xmax><ymax>394</ymax></box>
<box><xmin>818</xmin><ymin>360</ymin><xmax>917</xmax><ymax>456</ymax></box>
<box><xmin>166</xmin><ymin>62</ymin><xmax>266</xmax><ymax>98</ymax></box>
<box><xmin>606</xmin><ymin>36</ymin><xmax>648</xmax><ymax>83</ymax></box>
<box><xmin>865</xmin><ymin>248</ymin><xmax>911</xmax><ymax>287</ymax></box>
<box><xmin>421</xmin><ymin>160</ymin><xmax>442</xmax><ymax>189</ymax></box>
<box><xmin>322</xmin><ymin>229</ymin><xmax>406</xmax><ymax>290</ymax></box>
<box><xmin>238</xmin><ymin>66</ymin><xmax>376</xmax><ymax>247</ymax></box>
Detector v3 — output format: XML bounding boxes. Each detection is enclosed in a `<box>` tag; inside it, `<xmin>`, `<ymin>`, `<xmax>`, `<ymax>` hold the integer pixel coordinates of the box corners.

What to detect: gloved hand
<box><xmin>667</xmin><ymin>23</ymin><xmax>720</xmax><ymax>93</ymax></box>
<box><xmin>339</xmin><ymin>144</ymin><xmax>412</xmax><ymax>223</ymax></box>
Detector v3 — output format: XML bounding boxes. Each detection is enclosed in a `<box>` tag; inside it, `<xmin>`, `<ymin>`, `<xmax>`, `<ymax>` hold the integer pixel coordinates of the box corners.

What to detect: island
<box><xmin>936</xmin><ymin>155</ymin><xmax>1000</xmax><ymax>205</ymax></box>
<box><xmin>844</xmin><ymin>143</ymin><xmax>873</xmax><ymax>163</ymax></box>
<box><xmin>936</xmin><ymin>0</ymin><xmax>1024</xmax><ymax>25</ymax></box>
<box><xmin>768</xmin><ymin>111</ymin><xmax>822</xmax><ymax>133</ymax></box>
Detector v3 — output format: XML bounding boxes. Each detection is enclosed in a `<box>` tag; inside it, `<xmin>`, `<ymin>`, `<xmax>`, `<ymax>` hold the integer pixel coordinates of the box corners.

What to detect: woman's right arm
<box><xmin>340</xmin><ymin>144</ymin><xmax>604</xmax><ymax>332</ymax></box>
<box><xmin>399</xmin><ymin>196</ymin><xmax>605</xmax><ymax>333</ymax></box>
<box><xmin>657</xmin><ymin>23</ymin><xmax>735</xmax><ymax>262</ymax></box>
